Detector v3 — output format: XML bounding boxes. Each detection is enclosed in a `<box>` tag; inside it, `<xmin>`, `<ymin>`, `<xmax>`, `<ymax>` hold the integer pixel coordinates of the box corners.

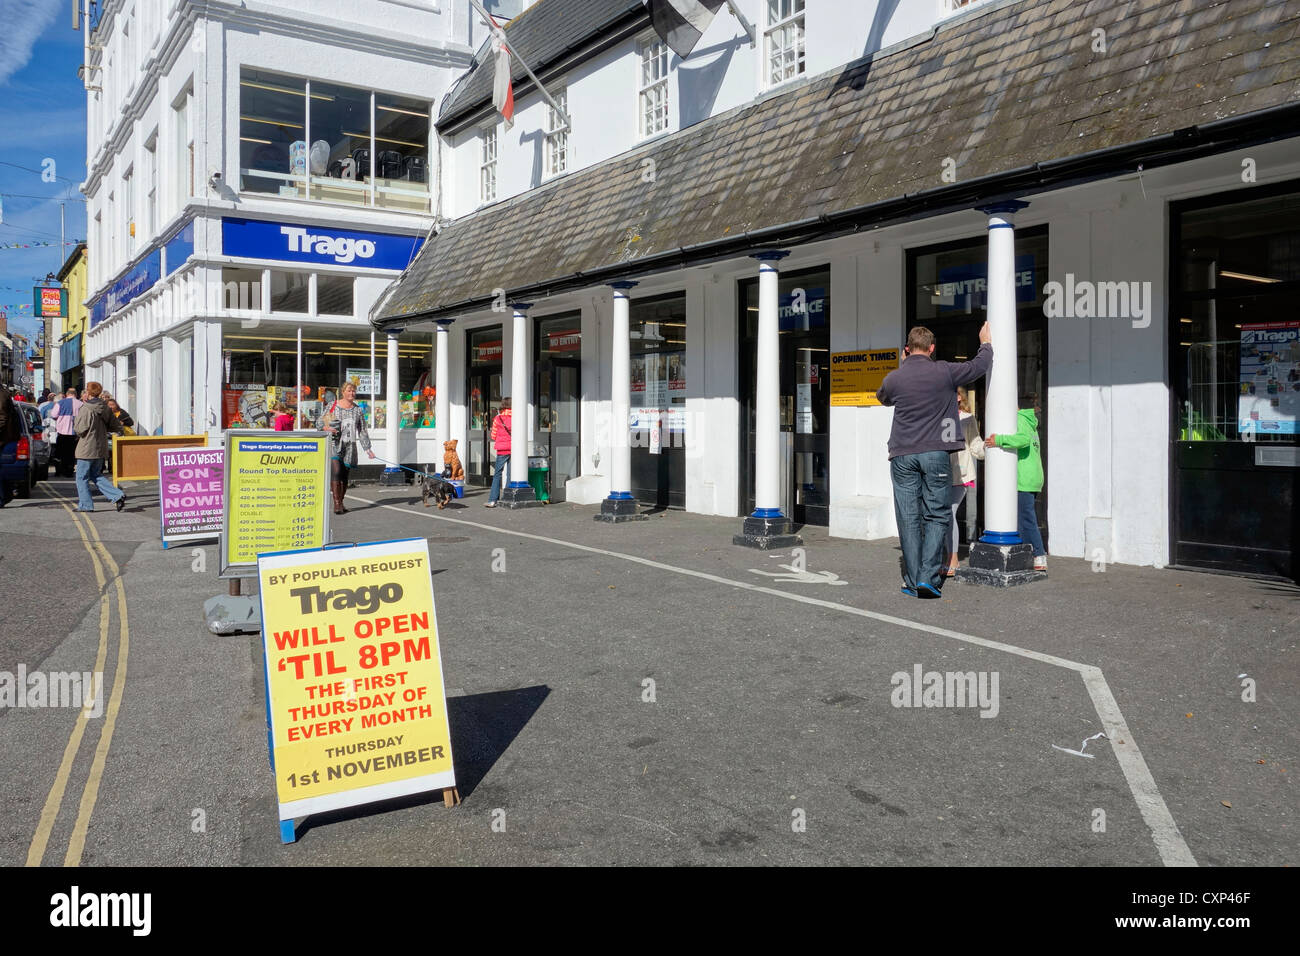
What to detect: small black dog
<box><xmin>419</xmin><ymin>468</ymin><xmax>456</xmax><ymax>509</ymax></box>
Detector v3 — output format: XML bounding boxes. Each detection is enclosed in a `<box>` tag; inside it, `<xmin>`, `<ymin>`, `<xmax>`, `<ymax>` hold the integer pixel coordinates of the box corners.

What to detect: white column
<box><xmin>435</xmin><ymin>320</ymin><xmax>452</xmax><ymax>447</ymax></box>
<box><xmin>508</xmin><ymin>304</ymin><xmax>531</xmax><ymax>488</ymax></box>
<box><xmin>192</xmin><ymin>320</ymin><xmax>223</xmax><ymax>439</ymax></box>
<box><xmin>162</xmin><ymin>336</ymin><xmax>183</xmax><ymax>434</ymax></box>
<box><xmin>979</xmin><ymin>202</ymin><xmax>1028</xmax><ymax>545</ymax></box>
<box><xmin>382</xmin><ymin>328</ymin><xmax>402</xmax><ymax>482</ymax></box>
<box><xmin>295</xmin><ymin>327</ymin><xmax>303</xmax><ymax>430</ymax></box>
<box><xmin>608</xmin><ymin>282</ymin><xmax>636</xmax><ymax>500</ymax></box>
<box><xmin>753</xmin><ymin>251</ymin><xmax>789</xmax><ymax>517</ymax></box>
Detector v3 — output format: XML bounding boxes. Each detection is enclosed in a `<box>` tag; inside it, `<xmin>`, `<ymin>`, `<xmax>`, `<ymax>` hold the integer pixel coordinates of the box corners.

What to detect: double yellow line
<box><xmin>26</xmin><ymin>488</ymin><xmax>130</xmax><ymax>867</ymax></box>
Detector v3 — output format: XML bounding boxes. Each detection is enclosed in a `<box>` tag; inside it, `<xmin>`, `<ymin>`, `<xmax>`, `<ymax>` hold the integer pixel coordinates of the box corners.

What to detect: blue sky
<box><xmin>0</xmin><ymin>0</ymin><xmax>88</xmax><ymax>351</ymax></box>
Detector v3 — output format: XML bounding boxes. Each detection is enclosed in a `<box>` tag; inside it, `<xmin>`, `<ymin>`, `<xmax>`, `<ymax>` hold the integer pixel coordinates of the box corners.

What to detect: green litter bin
<box><xmin>527</xmin><ymin>456</ymin><xmax>550</xmax><ymax>502</ymax></box>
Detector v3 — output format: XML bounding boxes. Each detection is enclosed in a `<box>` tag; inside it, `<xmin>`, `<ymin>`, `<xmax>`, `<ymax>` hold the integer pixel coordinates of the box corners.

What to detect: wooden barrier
<box><xmin>112</xmin><ymin>434</ymin><xmax>207</xmax><ymax>486</ymax></box>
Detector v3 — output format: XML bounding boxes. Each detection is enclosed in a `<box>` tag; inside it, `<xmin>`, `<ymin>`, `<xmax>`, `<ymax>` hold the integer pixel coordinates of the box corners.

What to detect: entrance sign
<box><xmin>220</xmin><ymin>431</ymin><xmax>330</xmax><ymax>578</ymax></box>
<box><xmin>159</xmin><ymin>447</ymin><xmax>225</xmax><ymax>547</ymax></box>
<box><xmin>256</xmin><ymin>538</ymin><xmax>455</xmax><ymax>842</ymax></box>
<box><xmin>831</xmin><ymin>349</ymin><xmax>899</xmax><ymax>406</ymax></box>
<box><xmin>1239</xmin><ymin>321</ymin><xmax>1300</xmax><ymax>435</ymax></box>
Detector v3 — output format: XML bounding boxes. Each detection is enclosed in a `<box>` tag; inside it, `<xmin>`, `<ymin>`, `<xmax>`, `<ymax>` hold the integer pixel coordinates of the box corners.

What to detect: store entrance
<box><xmin>466</xmin><ymin>325</ymin><xmax>503</xmax><ymax>487</ymax></box>
<box><xmin>740</xmin><ymin>267</ymin><xmax>831</xmax><ymax>526</ymax></box>
<box><xmin>1172</xmin><ymin>185</ymin><xmax>1300</xmax><ymax>581</ymax></box>
<box><xmin>908</xmin><ymin>228</ymin><xmax>1050</xmax><ymax>548</ymax></box>
<box><xmin>536</xmin><ymin>313</ymin><xmax>582</xmax><ymax>503</ymax></box>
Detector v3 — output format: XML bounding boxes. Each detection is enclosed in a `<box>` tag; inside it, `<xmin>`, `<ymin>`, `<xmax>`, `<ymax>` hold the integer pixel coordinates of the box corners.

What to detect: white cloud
<box><xmin>0</xmin><ymin>0</ymin><xmax>61</xmax><ymax>87</ymax></box>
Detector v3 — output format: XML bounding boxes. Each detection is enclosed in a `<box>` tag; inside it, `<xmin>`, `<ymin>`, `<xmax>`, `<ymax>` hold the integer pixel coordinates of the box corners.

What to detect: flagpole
<box><xmin>468</xmin><ymin>0</ymin><xmax>572</xmax><ymax>128</ymax></box>
<box><xmin>724</xmin><ymin>0</ymin><xmax>757</xmax><ymax>46</ymax></box>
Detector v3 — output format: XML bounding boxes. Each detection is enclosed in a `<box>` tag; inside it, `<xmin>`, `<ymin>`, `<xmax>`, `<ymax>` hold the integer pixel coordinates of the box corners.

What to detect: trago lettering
<box><xmin>290</xmin><ymin>582</ymin><xmax>403</xmax><ymax>614</ymax></box>
<box><xmin>280</xmin><ymin>226</ymin><xmax>376</xmax><ymax>264</ymax></box>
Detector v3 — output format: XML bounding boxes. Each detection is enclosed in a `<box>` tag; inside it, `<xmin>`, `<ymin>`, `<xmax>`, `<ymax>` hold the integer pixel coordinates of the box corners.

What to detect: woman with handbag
<box><xmin>317</xmin><ymin>382</ymin><xmax>375</xmax><ymax>514</ymax></box>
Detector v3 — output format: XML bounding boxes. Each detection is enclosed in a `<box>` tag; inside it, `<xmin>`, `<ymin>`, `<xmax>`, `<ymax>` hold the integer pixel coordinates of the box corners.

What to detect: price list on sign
<box><xmin>221</xmin><ymin>432</ymin><xmax>331</xmax><ymax>578</ymax></box>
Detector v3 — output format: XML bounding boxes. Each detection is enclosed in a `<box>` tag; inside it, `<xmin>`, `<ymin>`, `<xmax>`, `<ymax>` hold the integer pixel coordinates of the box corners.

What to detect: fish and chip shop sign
<box><xmin>222</xmin><ymin>217</ymin><xmax>425</xmax><ymax>271</ymax></box>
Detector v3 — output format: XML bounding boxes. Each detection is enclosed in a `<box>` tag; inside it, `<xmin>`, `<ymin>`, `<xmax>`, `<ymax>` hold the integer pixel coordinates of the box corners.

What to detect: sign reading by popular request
<box><xmin>220</xmin><ymin>431</ymin><xmax>330</xmax><ymax>577</ymax></box>
<box><xmin>830</xmin><ymin>349</ymin><xmax>899</xmax><ymax>406</ymax></box>
<box><xmin>257</xmin><ymin>538</ymin><xmax>455</xmax><ymax>825</ymax></box>
<box><xmin>158</xmin><ymin>447</ymin><xmax>224</xmax><ymax>546</ymax></box>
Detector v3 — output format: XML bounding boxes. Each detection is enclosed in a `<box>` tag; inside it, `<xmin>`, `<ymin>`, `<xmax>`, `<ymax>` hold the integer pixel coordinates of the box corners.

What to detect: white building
<box><xmin>374</xmin><ymin>0</ymin><xmax>1300</xmax><ymax>581</ymax></box>
<box><xmin>79</xmin><ymin>0</ymin><xmax>506</xmax><ymax>455</ymax></box>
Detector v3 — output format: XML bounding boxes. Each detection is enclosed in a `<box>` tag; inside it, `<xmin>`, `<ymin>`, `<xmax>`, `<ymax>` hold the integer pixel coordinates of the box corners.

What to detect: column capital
<box><xmin>385</xmin><ymin>327</ymin><xmax>405</xmax><ymax>337</ymax></box>
<box><xmin>609</xmin><ymin>280</ymin><xmax>639</xmax><ymax>291</ymax></box>
<box><xmin>435</xmin><ymin>318</ymin><xmax>455</xmax><ymax>327</ymax></box>
<box><xmin>508</xmin><ymin>302</ymin><xmax>533</xmax><ymax>313</ymax></box>
<box><xmin>977</xmin><ymin>199</ymin><xmax>1030</xmax><ymax>217</ymax></box>
<box><xmin>751</xmin><ymin>250</ymin><xmax>790</xmax><ymax>262</ymax></box>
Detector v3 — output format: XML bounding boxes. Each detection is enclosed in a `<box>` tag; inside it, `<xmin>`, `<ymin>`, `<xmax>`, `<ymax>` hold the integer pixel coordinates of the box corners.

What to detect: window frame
<box><xmin>545</xmin><ymin>88</ymin><xmax>569</xmax><ymax>178</ymax></box>
<box><xmin>480</xmin><ymin>125</ymin><xmax>498</xmax><ymax>204</ymax></box>
<box><xmin>638</xmin><ymin>37</ymin><xmax>670</xmax><ymax>139</ymax></box>
<box><xmin>763</xmin><ymin>0</ymin><xmax>806</xmax><ymax>89</ymax></box>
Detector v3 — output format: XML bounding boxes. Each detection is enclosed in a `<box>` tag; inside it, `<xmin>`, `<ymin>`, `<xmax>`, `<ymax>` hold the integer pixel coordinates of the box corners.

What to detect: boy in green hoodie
<box><xmin>987</xmin><ymin>393</ymin><xmax>1046</xmax><ymax>571</ymax></box>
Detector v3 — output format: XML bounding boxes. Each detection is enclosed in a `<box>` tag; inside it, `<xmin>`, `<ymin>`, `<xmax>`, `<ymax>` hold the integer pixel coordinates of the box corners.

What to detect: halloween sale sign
<box><xmin>257</xmin><ymin>538</ymin><xmax>455</xmax><ymax>826</ymax></box>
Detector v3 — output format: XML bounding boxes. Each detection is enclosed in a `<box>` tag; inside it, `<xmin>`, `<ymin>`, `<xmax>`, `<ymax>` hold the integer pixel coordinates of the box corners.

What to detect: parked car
<box><xmin>1</xmin><ymin>401</ymin><xmax>52</xmax><ymax>499</ymax></box>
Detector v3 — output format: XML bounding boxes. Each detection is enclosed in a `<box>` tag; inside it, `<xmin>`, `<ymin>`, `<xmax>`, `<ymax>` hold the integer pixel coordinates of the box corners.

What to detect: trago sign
<box><xmin>222</xmin><ymin>217</ymin><xmax>425</xmax><ymax>271</ymax></box>
<box><xmin>257</xmin><ymin>538</ymin><xmax>455</xmax><ymax>842</ymax></box>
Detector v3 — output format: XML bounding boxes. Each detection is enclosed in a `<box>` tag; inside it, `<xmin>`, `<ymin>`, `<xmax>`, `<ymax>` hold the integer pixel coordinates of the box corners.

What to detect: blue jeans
<box><xmin>890</xmin><ymin>451</ymin><xmax>952</xmax><ymax>591</ymax></box>
<box><xmin>76</xmin><ymin>458</ymin><xmax>125</xmax><ymax>510</ymax></box>
<box><xmin>488</xmin><ymin>453</ymin><xmax>510</xmax><ymax>502</ymax></box>
<box><xmin>1018</xmin><ymin>491</ymin><xmax>1046</xmax><ymax>557</ymax></box>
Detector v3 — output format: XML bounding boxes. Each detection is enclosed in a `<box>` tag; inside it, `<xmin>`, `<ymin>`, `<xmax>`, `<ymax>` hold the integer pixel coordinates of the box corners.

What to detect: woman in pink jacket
<box><xmin>485</xmin><ymin>398</ymin><xmax>512</xmax><ymax>508</ymax></box>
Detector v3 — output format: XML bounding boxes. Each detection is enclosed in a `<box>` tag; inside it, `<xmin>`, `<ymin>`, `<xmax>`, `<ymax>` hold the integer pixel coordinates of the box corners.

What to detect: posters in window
<box><xmin>1239</xmin><ymin>321</ymin><xmax>1300</xmax><ymax>435</ymax></box>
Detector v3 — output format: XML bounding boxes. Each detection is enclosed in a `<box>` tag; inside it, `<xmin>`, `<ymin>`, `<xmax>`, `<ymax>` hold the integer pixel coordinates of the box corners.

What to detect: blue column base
<box><xmin>378</xmin><ymin>467</ymin><xmax>405</xmax><ymax>486</ymax></box>
<box><xmin>980</xmin><ymin>530</ymin><xmax>1022</xmax><ymax>546</ymax></box>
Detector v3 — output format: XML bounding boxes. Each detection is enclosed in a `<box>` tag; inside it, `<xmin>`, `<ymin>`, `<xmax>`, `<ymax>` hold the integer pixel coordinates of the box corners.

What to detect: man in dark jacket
<box><xmin>73</xmin><ymin>382</ymin><xmax>127</xmax><ymax>513</ymax></box>
<box><xmin>877</xmin><ymin>322</ymin><xmax>992</xmax><ymax>597</ymax></box>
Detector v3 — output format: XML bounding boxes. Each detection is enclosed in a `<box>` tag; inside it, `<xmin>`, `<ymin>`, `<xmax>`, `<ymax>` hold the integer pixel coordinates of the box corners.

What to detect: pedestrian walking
<box><xmin>72</xmin><ymin>382</ymin><xmax>126</xmax><ymax>513</ymax></box>
<box><xmin>318</xmin><ymin>382</ymin><xmax>375</xmax><ymax>515</ymax></box>
<box><xmin>987</xmin><ymin>393</ymin><xmax>1047</xmax><ymax>572</ymax></box>
<box><xmin>877</xmin><ymin>322</ymin><xmax>993</xmax><ymax>598</ymax></box>
<box><xmin>946</xmin><ymin>386</ymin><xmax>985</xmax><ymax>576</ymax></box>
<box><xmin>51</xmin><ymin>387</ymin><xmax>82</xmax><ymax>478</ymax></box>
<box><xmin>105</xmin><ymin>396</ymin><xmax>135</xmax><ymax>433</ymax></box>
<box><xmin>485</xmin><ymin>398</ymin><xmax>512</xmax><ymax>508</ymax></box>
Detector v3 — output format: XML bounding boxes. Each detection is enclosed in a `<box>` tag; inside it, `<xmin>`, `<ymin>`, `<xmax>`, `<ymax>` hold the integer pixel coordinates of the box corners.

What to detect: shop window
<box><xmin>269</xmin><ymin>271</ymin><xmax>309</xmax><ymax>314</ymax></box>
<box><xmin>238</xmin><ymin>68</ymin><xmax>430</xmax><ymax>209</ymax></box>
<box><xmin>629</xmin><ymin>293</ymin><xmax>687</xmax><ymax>507</ymax></box>
<box><xmin>1175</xmin><ymin>190</ymin><xmax>1300</xmax><ymax>443</ymax></box>
<box><xmin>220</xmin><ymin>267</ymin><xmax>263</xmax><ymax>311</ymax></box>
<box><xmin>317</xmin><ymin>274</ymin><xmax>354</xmax><ymax>316</ymax></box>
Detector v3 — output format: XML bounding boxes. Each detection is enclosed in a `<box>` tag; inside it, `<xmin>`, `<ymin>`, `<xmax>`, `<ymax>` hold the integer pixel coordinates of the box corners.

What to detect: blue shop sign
<box><xmin>60</xmin><ymin>333</ymin><xmax>82</xmax><ymax>370</ymax></box>
<box><xmin>164</xmin><ymin>222</ymin><xmax>194</xmax><ymax>276</ymax></box>
<box><xmin>90</xmin><ymin>250</ymin><xmax>161</xmax><ymax>328</ymax></box>
<box><xmin>221</xmin><ymin>217</ymin><xmax>424</xmax><ymax>271</ymax></box>
<box><xmin>934</xmin><ymin>255</ymin><xmax>1037</xmax><ymax>312</ymax></box>
<box><xmin>778</xmin><ymin>286</ymin><xmax>828</xmax><ymax>331</ymax></box>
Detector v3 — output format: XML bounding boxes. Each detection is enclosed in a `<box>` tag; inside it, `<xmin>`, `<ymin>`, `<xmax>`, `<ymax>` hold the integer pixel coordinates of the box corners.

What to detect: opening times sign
<box><xmin>257</xmin><ymin>538</ymin><xmax>455</xmax><ymax>828</ymax></box>
<box><xmin>221</xmin><ymin>431</ymin><xmax>330</xmax><ymax>577</ymax></box>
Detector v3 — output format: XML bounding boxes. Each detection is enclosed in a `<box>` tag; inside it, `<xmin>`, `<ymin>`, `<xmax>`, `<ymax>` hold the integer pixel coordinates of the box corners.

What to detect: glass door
<box><xmin>466</xmin><ymin>326</ymin><xmax>503</xmax><ymax>486</ymax></box>
<box><xmin>535</xmin><ymin>312</ymin><xmax>582</xmax><ymax>504</ymax></box>
<box><xmin>1172</xmin><ymin>186</ymin><xmax>1300</xmax><ymax>581</ymax></box>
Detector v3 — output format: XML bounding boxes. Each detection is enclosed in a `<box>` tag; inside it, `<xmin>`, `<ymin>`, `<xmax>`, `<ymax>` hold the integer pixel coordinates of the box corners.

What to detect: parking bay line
<box><xmin>349</xmin><ymin>492</ymin><xmax>1198</xmax><ymax>868</ymax></box>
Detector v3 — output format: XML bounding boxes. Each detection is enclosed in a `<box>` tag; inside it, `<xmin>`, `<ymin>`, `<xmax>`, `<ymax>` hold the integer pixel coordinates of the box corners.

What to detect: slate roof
<box><xmin>380</xmin><ymin>0</ymin><xmax>1300</xmax><ymax>324</ymax></box>
<box><xmin>440</xmin><ymin>0</ymin><xmax>648</xmax><ymax>128</ymax></box>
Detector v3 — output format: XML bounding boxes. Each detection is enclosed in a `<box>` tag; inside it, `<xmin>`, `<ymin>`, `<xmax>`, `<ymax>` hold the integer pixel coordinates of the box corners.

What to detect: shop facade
<box><xmin>376</xmin><ymin>0</ymin><xmax>1300</xmax><ymax>580</ymax></box>
<box><xmin>80</xmin><ymin>1</ymin><xmax>476</xmax><ymax>456</ymax></box>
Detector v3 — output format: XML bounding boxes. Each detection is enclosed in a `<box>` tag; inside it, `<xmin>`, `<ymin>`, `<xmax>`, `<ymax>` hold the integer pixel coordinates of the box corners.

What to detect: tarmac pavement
<box><xmin>0</xmin><ymin>475</ymin><xmax>1294</xmax><ymax>866</ymax></box>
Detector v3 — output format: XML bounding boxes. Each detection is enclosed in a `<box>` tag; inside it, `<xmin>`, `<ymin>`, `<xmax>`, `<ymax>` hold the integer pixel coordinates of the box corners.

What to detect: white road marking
<box><xmin>347</xmin><ymin>492</ymin><xmax>1198</xmax><ymax>867</ymax></box>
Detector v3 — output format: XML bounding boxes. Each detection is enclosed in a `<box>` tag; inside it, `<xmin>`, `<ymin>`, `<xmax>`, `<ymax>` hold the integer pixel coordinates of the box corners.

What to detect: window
<box><xmin>480</xmin><ymin>126</ymin><xmax>497</xmax><ymax>203</ymax></box>
<box><xmin>144</xmin><ymin>133</ymin><xmax>158</xmax><ymax>238</ymax></box>
<box><xmin>122</xmin><ymin>167</ymin><xmax>134</xmax><ymax>255</ymax></box>
<box><xmin>765</xmin><ymin>0</ymin><xmax>805</xmax><ymax>86</ymax></box>
<box><xmin>268</xmin><ymin>271</ymin><xmax>309</xmax><ymax>313</ymax></box>
<box><xmin>238</xmin><ymin>69</ymin><xmax>431</xmax><ymax>210</ymax></box>
<box><xmin>639</xmin><ymin>39</ymin><xmax>669</xmax><ymax>137</ymax></box>
<box><xmin>941</xmin><ymin>0</ymin><xmax>992</xmax><ymax>14</ymax></box>
<box><xmin>545</xmin><ymin>89</ymin><xmax>569</xmax><ymax>177</ymax></box>
<box><xmin>316</xmin><ymin>274</ymin><xmax>355</xmax><ymax>316</ymax></box>
<box><xmin>173</xmin><ymin>85</ymin><xmax>193</xmax><ymax>210</ymax></box>
<box><xmin>220</xmin><ymin>267</ymin><xmax>263</xmax><ymax>311</ymax></box>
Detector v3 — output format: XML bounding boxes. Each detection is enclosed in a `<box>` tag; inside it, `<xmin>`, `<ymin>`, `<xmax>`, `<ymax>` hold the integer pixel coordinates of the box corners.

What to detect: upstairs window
<box><xmin>765</xmin><ymin>0</ymin><xmax>805</xmax><ymax>87</ymax></box>
<box><xmin>480</xmin><ymin>126</ymin><xmax>498</xmax><ymax>203</ymax></box>
<box><xmin>639</xmin><ymin>39</ymin><xmax>669</xmax><ymax>138</ymax></box>
<box><xmin>545</xmin><ymin>89</ymin><xmax>569</xmax><ymax>177</ymax></box>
